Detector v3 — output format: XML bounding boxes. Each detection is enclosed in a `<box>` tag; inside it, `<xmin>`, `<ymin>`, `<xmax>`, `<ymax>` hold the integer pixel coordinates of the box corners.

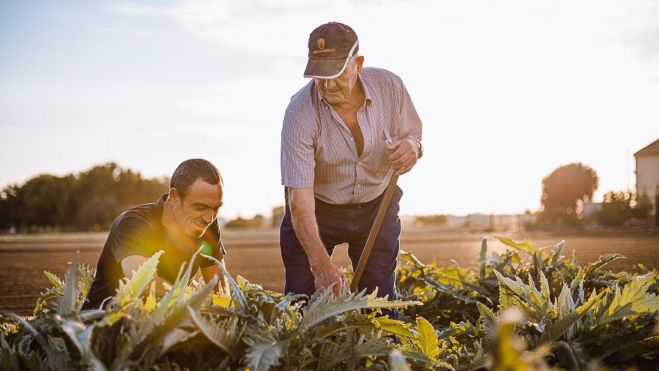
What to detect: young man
<box><xmin>280</xmin><ymin>22</ymin><xmax>423</xmax><ymax>302</ymax></box>
<box><xmin>83</xmin><ymin>159</ymin><xmax>228</xmax><ymax>310</ymax></box>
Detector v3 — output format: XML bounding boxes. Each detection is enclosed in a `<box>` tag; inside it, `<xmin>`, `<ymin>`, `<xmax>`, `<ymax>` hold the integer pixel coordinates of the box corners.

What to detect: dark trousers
<box><xmin>280</xmin><ymin>186</ymin><xmax>403</xmax><ymax>303</ymax></box>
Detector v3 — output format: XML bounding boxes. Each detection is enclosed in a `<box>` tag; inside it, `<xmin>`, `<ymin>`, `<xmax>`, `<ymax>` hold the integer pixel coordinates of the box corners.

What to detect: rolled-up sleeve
<box><xmin>281</xmin><ymin>108</ymin><xmax>316</xmax><ymax>189</ymax></box>
<box><xmin>108</xmin><ymin>216</ymin><xmax>155</xmax><ymax>262</ymax></box>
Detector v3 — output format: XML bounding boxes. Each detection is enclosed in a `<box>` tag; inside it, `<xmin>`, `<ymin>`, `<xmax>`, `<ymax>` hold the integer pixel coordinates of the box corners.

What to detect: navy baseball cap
<box><xmin>304</xmin><ymin>22</ymin><xmax>359</xmax><ymax>79</ymax></box>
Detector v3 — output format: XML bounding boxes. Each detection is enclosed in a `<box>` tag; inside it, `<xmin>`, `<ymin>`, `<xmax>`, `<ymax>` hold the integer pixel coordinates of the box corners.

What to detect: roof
<box><xmin>634</xmin><ymin>138</ymin><xmax>659</xmax><ymax>158</ymax></box>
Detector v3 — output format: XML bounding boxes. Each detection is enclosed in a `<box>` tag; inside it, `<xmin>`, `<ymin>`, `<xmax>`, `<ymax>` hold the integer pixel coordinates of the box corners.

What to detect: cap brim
<box><xmin>304</xmin><ymin>57</ymin><xmax>350</xmax><ymax>79</ymax></box>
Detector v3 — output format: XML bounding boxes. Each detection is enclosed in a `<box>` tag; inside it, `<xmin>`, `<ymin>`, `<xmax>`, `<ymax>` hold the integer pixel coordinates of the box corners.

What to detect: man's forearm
<box><xmin>288</xmin><ymin>188</ymin><xmax>331</xmax><ymax>269</ymax></box>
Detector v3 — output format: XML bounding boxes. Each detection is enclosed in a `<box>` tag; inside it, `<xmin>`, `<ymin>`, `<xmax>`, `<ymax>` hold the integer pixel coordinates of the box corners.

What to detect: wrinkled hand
<box><xmin>387</xmin><ymin>139</ymin><xmax>419</xmax><ymax>175</ymax></box>
<box><xmin>311</xmin><ymin>260</ymin><xmax>349</xmax><ymax>296</ymax></box>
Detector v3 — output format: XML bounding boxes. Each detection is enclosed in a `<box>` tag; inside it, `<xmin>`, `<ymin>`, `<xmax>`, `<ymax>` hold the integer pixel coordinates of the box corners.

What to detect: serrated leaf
<box><xmin>299</xmin><ymin>288</ymin><xmax>421</xmax><ymax>332</ymax></box>
<box><xmin>245</xmin><ymin>339</ymin><xmax>282</xmax><ymax>371</ymax></box>
<box><xmin>585</xmin><ymin>253</ymin><xmax>625</xmax><ymax>274</ymax></box>
<box><xmin>58</xmin><ymin>252</ymin><xmax>80</xmax><ymax>315</ymax></box>
<box><xmin>539</xmin><ymin>270</ymin><xmax>551</xmax><ymax>301</ymax></box>
<box><xmin>57</xmin><ymin>317</ymin><xmax>106</xmax><ymax>370</ymax></box>
<box><xmin>414</xmin><ymin>316</ymin><xmax>439</xmax><ymax>359</ymax></box>
<box><xmin>495</xmin><ymin>236</ymin><xmax>537</xmax><ymax>255</ymax></box>
<box><xmin>541</xmin><ymin>289</ymin><xmax>606</xmax><ymax>343</ymax></box>
<box><xmin>477</xmin><ymin>302</ymin><xmax>497</xmax><ymax>339</ymax></box>
<box><xmin>550</xmin><ymin>240</ymin><xmax>566</xmax><ymax>266</ymax></box>
<box><xmin>144</xmin><ymin>282</ymin><xmax>157</xmax><ymax>312</ymax></box>
<box><xmin>493</xmin><ymin>270</ymin><xmax>546</xmax><ymax>319</ymax></box>
<box><xmin>116</xmin><ymin>250</ymin><xmax>163</xmax><ymax>307</ymax></box>
<box><xmin>597</xmin><ymin>275</ymin><xmax>659</xmax><ymax>325</ymax></box>
<box><xmin>187</xmin><ymin>306</ymin><xmax>240</xmax><ymax>359</ymax></box>
<box><xmin>375</xmin><ymin>315</ymin><xmax>415</xmax><ymax>339</ymax></box>
<box><xmin>44</xmin><ymin>271</ymin><xmax>64</xmax><ymax>293</ymax></box>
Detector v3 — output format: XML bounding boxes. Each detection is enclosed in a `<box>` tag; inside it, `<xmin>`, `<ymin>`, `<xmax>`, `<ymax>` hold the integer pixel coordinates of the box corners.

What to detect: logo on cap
<box><xmin>317</xmin><ymin>38</ymin><xmax>326</xmax><ymax>50</ymax></box>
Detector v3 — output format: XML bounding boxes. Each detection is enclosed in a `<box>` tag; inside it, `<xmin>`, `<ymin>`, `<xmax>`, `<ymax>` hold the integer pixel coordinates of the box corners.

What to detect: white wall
<box><xmin>635</xmin><ymin>156</ymin><xmax>659</xmax><ymax>210</ymax></box>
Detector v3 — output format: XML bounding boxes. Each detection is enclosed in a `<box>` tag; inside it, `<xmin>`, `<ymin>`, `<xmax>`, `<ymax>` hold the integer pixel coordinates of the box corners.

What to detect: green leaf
<box><xmin>116</xmin><ymin>250</ymin><xmax>163</xmax><ymax>307</ymax></box>
<box><xmin>126</xmin><ymin>275</ymin><xmax>219</xmax><ymax>364</ymax></box>
<box><xmin>44</xmin><ymin>271</ymin><xmax>64</xmax><ymax>293</ymax></box>
<box><xmin>584</xmin><ymin>253</ymin><xmax>625</xmax><ymax>275</ymax></box>
<box><xmin>477</xmin><ymin>302</ymin><xmax>497</xmax><ymax>339</ymax></box>
<box><xmin>57</xmin><ymin>317</ymin><xmax>106</xmax><ymax>370</ymax></box>
<box><xmin>540</xmin><ymin>289</ymin><xmax>606</xmax><ymax>343</ymax></box>
<box><xmin>375</xmin><ymin>315</ymin><xmax>415</xmax><ymax>339</ymax></box>
<box><xmin>597</xmin><ymin>274</ymin><xmax>659</xmax><ymax>325</ymax></box>
<box><xmin>58</xmin><ymin>251</ymin><xmax>80</xmax><ymax>315</ymax></box>
<box><xmin>422</xmin><ymin>277</ymin><xmax>483</xmax><ymax>306</ymax></box>
<box><xmin>539</xmin><ymin>270</ymin><xmax>551</xmax><ymax>301</ymax></box>
<box><xmin>493</xmin><ymin>270</ymin><xmax>546</xmax><ymax>320</ymax></box>
<box><xmin>556</xmin><ymin>284</ymin><xmax>577</xmax><ymax>338</ymax></box>
<box><xmin>414</xmin><ymin>316</ymin><xmax>439</xmax><ymax>359</ymax></box>
<box><xmin>299</xmin><ymin>288</ymin><xmax>421</xmax><ymax>333</ymax></box>
<box><xmin>550</xmin><ymin>240</ymin><xmax>566</xmax><ymax>267</ymax></box>
<box><xmin>495</xmin><ymin>236</ymin><xmax>538</xmax><ymax>255</ymax></box>
<box><xmin>244</xmin><ymin>337</ymin><xmax>282</xmax><ymax>371</ymax></box>
<box><xmin>201</xmin><ymin>252</ymin><xmax>249</xmax><ymax>314</ymax></box>
<box><xmin>479</xmin><ymin>238</ymin><xmax>487</xmax><ymax>281</ymax></box>
<box><xmin>7</xmin><ymin>312</ymin><xmax>69</xmax><ymax>371</ymax></box>
<box><xmin>316</xmin><ymin>320</ymin><xmax>376</xmax><ymax>340</ymax></box>
<box><xmin>187</xmin><ymin>306</ymin><xmax>240</xmax><ymax>359</ymax></box>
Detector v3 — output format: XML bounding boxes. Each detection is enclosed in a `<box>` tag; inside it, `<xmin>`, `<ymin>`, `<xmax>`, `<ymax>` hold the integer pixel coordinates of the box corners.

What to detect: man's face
<box><xmin>315</xmin><ymin>56</ymin><xmax>364</xmax><ymax>106</ymax></box>
<box><xmin>170</xmin><ymin>179</ymin><xmax>223</xmax><ymax>238</ymax></box>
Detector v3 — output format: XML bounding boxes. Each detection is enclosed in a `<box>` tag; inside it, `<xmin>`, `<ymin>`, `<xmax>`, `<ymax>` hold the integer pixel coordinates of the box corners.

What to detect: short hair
<box><xmin>170</xmin><ymin>159</ymin><xmax>222</xmax><ymax>198</ymax></box>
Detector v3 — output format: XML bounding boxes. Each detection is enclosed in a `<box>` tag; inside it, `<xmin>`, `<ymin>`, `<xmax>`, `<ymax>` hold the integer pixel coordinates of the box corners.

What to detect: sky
<box><xmin>1</xmin><ymin>0</ymin><xmax>658</xmax><ymax>219</ymax></box>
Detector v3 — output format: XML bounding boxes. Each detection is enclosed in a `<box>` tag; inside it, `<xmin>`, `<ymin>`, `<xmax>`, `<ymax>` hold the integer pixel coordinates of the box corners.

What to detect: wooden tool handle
<box><xmin>350</xmin><ymin>173</ymin><xmax>399</xmax><ymax>293</ymax></box>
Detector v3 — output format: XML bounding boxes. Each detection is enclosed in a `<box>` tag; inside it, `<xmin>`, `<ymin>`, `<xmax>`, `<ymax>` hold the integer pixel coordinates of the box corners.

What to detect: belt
<box><xmin>314</xmin><ymin>192</ymin><xmax>383</xmax><ymax>210</ymax></box>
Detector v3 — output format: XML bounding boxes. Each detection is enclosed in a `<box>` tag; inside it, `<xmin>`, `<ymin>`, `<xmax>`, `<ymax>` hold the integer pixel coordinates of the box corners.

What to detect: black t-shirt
<box><xmin>83</xmin><ymin>194</ymin><xmax>225</xmax><ymax>310</ymax></box>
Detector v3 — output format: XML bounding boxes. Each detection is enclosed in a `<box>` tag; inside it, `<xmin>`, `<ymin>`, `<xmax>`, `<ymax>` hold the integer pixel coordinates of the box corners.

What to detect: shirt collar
<box><xmin>313</xmin><ymin>73</ymin><xmax>373</xmax><ymax>106</ymax></box>
<box><xmin>358</xmin><ymin>74</ymin><xmax>373</xmax><ymax>104</ymax></box>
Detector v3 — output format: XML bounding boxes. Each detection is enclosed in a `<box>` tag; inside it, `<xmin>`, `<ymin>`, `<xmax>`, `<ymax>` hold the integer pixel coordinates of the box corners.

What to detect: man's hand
<box><xmin>311</xmin><ymin>258</ymin><xmax>348</xmax><ymax>296</ymax></box>
<box><xmin>289</xmin><ymin>187</ymin><xmax>350</xmax><ymax>297</ymax></box>
<box><xmin>386</xmin><ymin>139</ymin><xmax>419</xmax><ymax>175</ymax></box>
<box><xmin>201</xmin><ymin>262</ymin><xmax>230</xmax><ymax>295</ymax></box>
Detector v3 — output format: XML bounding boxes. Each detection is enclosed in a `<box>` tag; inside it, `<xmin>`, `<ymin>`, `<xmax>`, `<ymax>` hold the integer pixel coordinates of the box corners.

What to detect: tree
<box><xmin>539</xmin><ymin>163</ymin><xmax>599</xmax><ymax>227</ymax></box>
<box><xmin>0</xmin><ymin>163</ymin><xmax>168</xmax><ymax>232</ymax></box>
<box><xmin>78</xmin><ymin>196</ymin><xmax>120</xmax><ymax>231</ymax></box>
<box><xmin>597</xmin><ymin>191</ymin><xmax>653</xmax><ymax>227</ymax></box>
<box><xmin>597</xmin><ymin>191</ymin><xmax>632</xmax><ymax>227</ymax></box>
<box><xmin>631</xmin><ymin>193</ymin><xmax>653</xmax><ymax>219</ymax></box>
<box><xmin>0</xmin><ymin>184</ymin><xmax>20</xmax><ymax>229</ymax></box>
<box><xmin>16</xmin><ymin>175</ymin><xmax>75</xmax><ymax>230</ymax></box>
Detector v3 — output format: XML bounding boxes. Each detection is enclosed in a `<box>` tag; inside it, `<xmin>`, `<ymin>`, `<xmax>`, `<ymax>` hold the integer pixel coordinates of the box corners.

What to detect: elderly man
<box><xmin>83</xmin><ymin>159</ymin><xmax>228</xmax><ymax>309</ymax></box>
<box><xmin>280</xmin><ymin>22</ymin><xmax>423</xmax><ymax>303</ymax></box>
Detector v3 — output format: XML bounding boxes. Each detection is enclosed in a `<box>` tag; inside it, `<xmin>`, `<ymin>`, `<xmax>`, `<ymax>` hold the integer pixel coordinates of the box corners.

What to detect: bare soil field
<box><xmin>1</xmin><ymin>229</ymin><xmax>657</xmax><ymax>315</ymax></box>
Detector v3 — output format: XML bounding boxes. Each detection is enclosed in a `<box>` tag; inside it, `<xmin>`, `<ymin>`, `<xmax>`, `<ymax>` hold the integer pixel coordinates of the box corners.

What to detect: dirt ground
<box><xmin>1</xmin><ymin>229</ymin><xmax>657</xmax><ymax>315</ymax></box>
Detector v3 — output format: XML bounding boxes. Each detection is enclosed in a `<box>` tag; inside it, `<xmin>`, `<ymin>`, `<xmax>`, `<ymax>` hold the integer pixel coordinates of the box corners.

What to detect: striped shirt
<box><xmin>281</xmin><ymin>67</ymin><xmax>422</xmax><ymax>205</ymax></box>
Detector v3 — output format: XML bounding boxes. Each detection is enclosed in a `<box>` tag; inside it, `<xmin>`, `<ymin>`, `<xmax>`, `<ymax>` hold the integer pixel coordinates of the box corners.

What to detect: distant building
<box><xmin>634</xmin><ymin>138</ymin><xmax>659</xmax><ymax>218</ymax></box>
<box><xmin>582</xmin><ymin>202</ymin><xmax>603</xmax><ymax>221</ymax></box>
<box><xmin>224</xmin><ymin>214</ymin><xmax>265</xmax><ymax>229</ymax></box>
<box><xmin>443</xmin><ymin>213</ymin><xmax>536</xmax><ymax>232</ymax></box>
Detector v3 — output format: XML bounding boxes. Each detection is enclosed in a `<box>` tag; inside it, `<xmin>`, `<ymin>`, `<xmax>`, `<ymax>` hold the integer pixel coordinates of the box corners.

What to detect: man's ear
<box><xmin>169</xmin><ymin>187</ymin><xmax>181</xmax><ymax>204</ymax></box>
<box><xmin>356</xmin><ymin>55</ymin><xmax>365</xmax><ymax>72</ymax></box>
